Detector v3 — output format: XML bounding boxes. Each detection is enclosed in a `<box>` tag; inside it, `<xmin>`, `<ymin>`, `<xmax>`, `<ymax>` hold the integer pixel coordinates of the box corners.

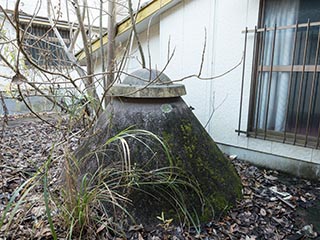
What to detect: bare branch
<box><xmin>198</xmin><ymin>28</ymin><xmax>207</xmax><ymax>76</ymax></box>
<box><xmin>100</xmin><ymin>0</ymin><xmax>107</xmax><ymax>107</ymax></box>
<box><xmin>146</xmin><ymin>10</ymin><xmax>157</xmax><ymax>72</ymax></box>
<box><xmin>106</xmin><ymin>0</ymin><xmax>116</xmax><ymax>104</ymax></box>
<box><xmin>0</xmin><ymin>50</ymin><xmax>68</xmax><ymax>112</ymax></box>
<box><xmin>204</xmin><ymin>94</ymin><xmax>228</xmax><ymax>128</ymax></box>
<box><xmin>73</xmin><ymin>0</ymin><xmax>100</xmax><ymax>110</ymax></box>
<box><xmin>8</xmin><ymin>3</ymin><xmax>76</xmax><ymax>81</ymax></box>
<box><xmin>128</xmin><ymin>0</ymin><xmax>145</xmax><ymax>68</ymax></box>
<box><xmin>0</xmin><ymin>52</ymin><xmax>16</xmax><ymax>72</ymax></box>
<box><xmin>170</xmin><ymin>55</ymin><xmax>243</xmax><ymax>83</ymax></box>
<box><xmin>0</xmin><ymin>91</ymin><xmax>9</xmax><ymax>142</ymax></box>
<box><xmin>17</xmin><ymin>84</ymin><xmax>66</xmax><ymax>130</ymax></box>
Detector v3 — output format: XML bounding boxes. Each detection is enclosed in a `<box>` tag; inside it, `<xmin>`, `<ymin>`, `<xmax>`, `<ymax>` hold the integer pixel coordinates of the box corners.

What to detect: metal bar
<box><xmin>317</xmin><ymin>99</ymin><xmax>320</xmax><ymax>148</ymax></box>
<box><xmin>243</xmin><ymin>21</ymin><xmax>320</xmax><ymax>34</ymax></box>
<box><xmin>255</xmin><ymin>25</ymin><xmax>267</xmax><ymax>138</ymax></box>
<box><xmin>235</xmin><ymin>130</ymin><xmax>248</xmax><ymax>135</ymax></box>
<box><xmin>263</xmin><ymin>23</ymin><xmax>277</xmax><ymax>140</ymax></box>
<box><xmin>304</xmin><ymin>28</ymin><xmax>320</xmax><ymax>146</ymax></box>
<box><xmin>247</xmin><ymin>26</ymin><xmax>259</xmax><ymax>136</ymax></box>
<box><xmin>283</xmin><ymin>21</ymin><xmax>299</xmax><ymax>143</ymax></box>
<box><xmin>293</xmin><ymin>19</ymin><xmax>311</xmax><ymax>145</ymax></box>
<box><xmin>290</xmin><ymin>31</ymin><xmax>304</xmax><ymax>123</ymax></box>
<box><xmin>257</xmin><ymin>65</ymin><xmax>320</xmax><ymax>72</ymax></box>
<box><xmin>238</xmin><ymin>27</ymin><xmax>248</xmax><ymax>136</ymax></box>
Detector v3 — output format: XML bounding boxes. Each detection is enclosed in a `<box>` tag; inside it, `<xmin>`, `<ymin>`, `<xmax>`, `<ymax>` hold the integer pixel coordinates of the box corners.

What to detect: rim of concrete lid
<box><xmin>110</xmin><ymin>68</ymin><xmax>186</xmax><ymax>98</ymax></box>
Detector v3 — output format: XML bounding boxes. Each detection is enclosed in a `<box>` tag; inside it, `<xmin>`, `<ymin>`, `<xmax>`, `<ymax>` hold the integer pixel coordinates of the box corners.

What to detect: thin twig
<box><xmin>204</xmin><ymin>94</ymin><xmax>228</xmax><ymax>128</ymax></box>
<box><xmin>17</xmin><ymin>85</ymin><xmax>66</xmax><ymax>130</ymax></box>
<box><xmin>128</xmin><ymin>0</ymin><xmax>146</xmax><ymax>68</ymax></box>
<box><xmin>276</xmin><ymin>196</ymin><xmax>296</xmax><ymax>209</ymax></box>
<box><xmin>0</xmin><ymin>91</ymin><xmax>9</xmax><ymax>142</ymax></box>
<box><xmin>171</xmin><ymin>55</ymin><xmax>243</xmax><ymax>83</ymax></box>
<box><xmin>198</xmin><ymin>28</ymin><xmax>207</xmax><ymax>77</ymax></box>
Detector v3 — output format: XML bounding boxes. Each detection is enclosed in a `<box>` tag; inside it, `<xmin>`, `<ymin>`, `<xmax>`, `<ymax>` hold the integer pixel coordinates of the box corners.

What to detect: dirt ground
<box><xmin>0</xmin><ymin>114</ymin><xmax>320</xmax><ymax>239</ymax></box>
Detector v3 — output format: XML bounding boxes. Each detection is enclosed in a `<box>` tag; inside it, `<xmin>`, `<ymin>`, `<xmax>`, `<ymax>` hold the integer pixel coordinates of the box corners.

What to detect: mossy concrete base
<box><xmin>75</xmin><ymin>97</ymin><xmax>242</xmax><ymax>226</ymax></box>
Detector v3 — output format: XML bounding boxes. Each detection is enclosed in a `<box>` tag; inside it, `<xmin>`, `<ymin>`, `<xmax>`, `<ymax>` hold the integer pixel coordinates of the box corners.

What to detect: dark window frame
<box><xmin>21</xmin><ymin>23</ymin><xmax>71</xmax><ymax>68</ymax></box>
<box><xmin>245</xmin><ymin>0</ymin><xmax>320</xmax><ymax>148</ymax></box>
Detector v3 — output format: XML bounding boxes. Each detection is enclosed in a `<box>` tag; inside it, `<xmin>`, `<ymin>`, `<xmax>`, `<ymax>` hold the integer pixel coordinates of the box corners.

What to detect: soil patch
<box><xmin>0</xmin><ymin>115</ymin><xmax>319</xmax><ymax>239</ymax></box>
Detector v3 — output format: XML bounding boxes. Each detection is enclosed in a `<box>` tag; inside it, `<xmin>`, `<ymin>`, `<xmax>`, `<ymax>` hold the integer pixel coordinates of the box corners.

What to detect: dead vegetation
<box><xmin>0</xmin><ymin>114</ymin><xmax>319</xmax><ymax>239</ymax></box>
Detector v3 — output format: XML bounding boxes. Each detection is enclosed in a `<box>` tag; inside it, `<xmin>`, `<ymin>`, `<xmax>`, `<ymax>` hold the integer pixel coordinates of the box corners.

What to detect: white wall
<box><xmin>90</xmin><ymin>0</ymin><xmax>320</xmax><ymax>177</ymax></box>
<box><xmin>155</xmin><ymin>0</ymin><xmax>320</xmax><ymax>177</ymax></box>
<box><xmin>150</xmin><ymin>0</ymin><xmax>255</xmax><ymax>129</ymax></box>
<box><xmin>158</xmin><ymin>0</ymin><xmax>214</xmax><ymax>126</ymax></box>
<box><xmin>92</xmin><ymin>21</ymin><xmax>160</xmax><ymax>100</ymax></box>
<box><xmin>124</xmin><ymin>22</ymin><xmax>160</xmax><ymax>73</ymax></box>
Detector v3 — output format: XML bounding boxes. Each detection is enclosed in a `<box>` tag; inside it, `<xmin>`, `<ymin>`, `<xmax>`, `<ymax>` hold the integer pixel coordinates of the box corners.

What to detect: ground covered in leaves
<box><xmin>0</xmin><ymin>114</ymin><xmax>320</xmax><ymax>239</ymax></box>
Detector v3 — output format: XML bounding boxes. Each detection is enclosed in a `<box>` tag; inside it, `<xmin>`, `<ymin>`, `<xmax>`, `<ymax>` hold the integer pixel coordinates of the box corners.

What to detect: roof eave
<box><xmin>76</xmin><ymin>0</ymin><xmax>182</xmax><ymax>62</ymax></box>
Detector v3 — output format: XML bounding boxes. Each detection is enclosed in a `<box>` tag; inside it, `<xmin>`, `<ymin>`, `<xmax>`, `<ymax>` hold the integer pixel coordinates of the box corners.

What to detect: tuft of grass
<box><xmin>0</xmin><ymin>126</ymin><xmax>205</xmax><ymax>239</ymax></box>
<box><xmin>43</xmin><ymin>145</ymin><xmax>58</xmax><ymax>240</ymax></box>
<box><xmin>61</xmin><ymin>128</ymin><xmax>205</xmax><ymax>238</ymax></box>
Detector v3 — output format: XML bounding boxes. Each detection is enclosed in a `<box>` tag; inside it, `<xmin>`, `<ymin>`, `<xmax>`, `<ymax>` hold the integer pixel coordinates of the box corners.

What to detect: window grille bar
<box><xmin>241</xmin><ymin>20</ymin><xmax>320</xmax><ymax>147</ymax></box>
<box><xmin>238</xmin><ymin>27</ymin><xmax>248</xmax><ymax>136</ymax></box>
<box><xmin>254</xmin><ymin>25</ymin><xmax>267</xmax><ymax>138</ymax></box>
<box><xmin>248</xmin><ymin>26</ymin><xmax>258</xmax><ymax>136</ymax></box>
<box><xmin>317</xmin><ymin>116</ymin><xmax>320</xmax><ymax>149</ymax></box>
<box><xmin>304</xmin><ymin>26</ymin><xmax>320</xmax><ymax>146</ymax></box>
<box><xmin>257</xmin><ymin>65</ymin><xmax>320</xmax><ymax>72</ymax></box>
<box><xmin>293</xmin><ymin>19</ymin><xmax>311</xmax><ymax>145</ymax></box>
<box><xmin>264</xmin><ymin>23</ymin><xmax>277</xmax><ymax>140</ymax></box>
<box><xmin>283</xmin><ymin>21</ymin><xmax>299</xmax><ymax>143</ymax></box>
<box><xmin>22</xmin><ymin>24</ymin><xmax>71</xmax><ymax>67</ymax></box>
<box><xmin>243</xmin><ymin>21</ymin><xmax>320</xmax><ymax>34</ymax></box>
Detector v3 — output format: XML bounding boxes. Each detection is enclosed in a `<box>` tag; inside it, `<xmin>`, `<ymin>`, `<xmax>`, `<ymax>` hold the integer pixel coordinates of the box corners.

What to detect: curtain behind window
<box><xmin>256</xmin><ymin>0</ymin><xmax>299</xmax><ymax>132</ymax></box>
<box><xmin>255</xmin><ymin>0</ymin><xmax>320</xmax><ymax>137</ymax></box>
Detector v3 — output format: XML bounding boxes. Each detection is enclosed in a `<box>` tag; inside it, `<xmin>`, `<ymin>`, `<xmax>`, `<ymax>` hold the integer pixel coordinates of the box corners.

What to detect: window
<box><xmin>21</xmin><ymin>24</ymin><xmax>71</xmax><ymax>68</ymax></box>
<box><xmin>247</xmin><ymin>0</ymin><xmax>320</xmax><ymax>147</ymax></box>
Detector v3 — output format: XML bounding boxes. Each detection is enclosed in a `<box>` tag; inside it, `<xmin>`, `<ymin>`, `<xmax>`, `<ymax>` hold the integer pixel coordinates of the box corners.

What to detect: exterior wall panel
<box><xmin>156</xmin><ymin>0</ymin><xmax>320</xmax><ymax>177</ymax></box>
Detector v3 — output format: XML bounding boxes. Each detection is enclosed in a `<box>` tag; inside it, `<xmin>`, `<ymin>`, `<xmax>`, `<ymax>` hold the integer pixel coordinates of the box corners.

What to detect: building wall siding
<box><xmin>94</xmin><ymin>0</ymin><xmax>320</xmax><ymax>177</ymax></box>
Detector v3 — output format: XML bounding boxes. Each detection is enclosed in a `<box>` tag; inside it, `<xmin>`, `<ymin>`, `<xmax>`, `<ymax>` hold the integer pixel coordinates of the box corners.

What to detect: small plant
<box><xmin>157</xmin><ymin>211</ymin><xmax>173</xmax><ymax>231</ymax></box>
<box><xmin>0</xmin><ymin>123</ymin><xmax>204</xmax><ymax>239</ymax></box>
<box><xmin>60</xmin><ymin>128</ymin><xmax>205</xmax><ymax>238</ymax></box>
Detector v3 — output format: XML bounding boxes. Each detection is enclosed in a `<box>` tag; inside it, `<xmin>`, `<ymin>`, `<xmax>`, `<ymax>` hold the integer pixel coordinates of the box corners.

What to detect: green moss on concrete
<box><xmin>161</xmin><ymin>118</ymin><xmax>242</xmax><ymax>222</ymax></box>
<box><xmin>76</xmin><ymin>97</ymin><xmax>242</xmax><ymax>226</ymax></box>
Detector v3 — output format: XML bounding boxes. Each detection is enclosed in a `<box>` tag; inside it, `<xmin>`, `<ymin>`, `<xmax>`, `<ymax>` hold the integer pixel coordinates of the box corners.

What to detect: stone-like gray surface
<box><xmin>109</xmin><ymin>84</ymin><xmax>186</xmax><ymax>98</ymax></box>
<box><xmin>110</xmin><ymin>68</ymin><xmax>186</xmax><ymax>98</ymax></box>
<box><xmin>75</xmin><ymin>69</ymin><xmax>241</xmax><ymax>226</ymax></box>
<box><xmin>122</xmin><ymin>68</ymin><xmax>171</xmax><ymax>85</ymax></box>
<box><xmin>75</xmin><ymin>97</ymin><xmax>242</xmax><ymax>226</ymax></box>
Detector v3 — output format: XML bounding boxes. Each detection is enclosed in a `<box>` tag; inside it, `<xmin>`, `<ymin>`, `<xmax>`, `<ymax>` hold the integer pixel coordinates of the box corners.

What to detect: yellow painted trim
<box><xmin>76</xmin><ymin>0</ymin><xmax>175</xmax><ymax>61</ymax></box>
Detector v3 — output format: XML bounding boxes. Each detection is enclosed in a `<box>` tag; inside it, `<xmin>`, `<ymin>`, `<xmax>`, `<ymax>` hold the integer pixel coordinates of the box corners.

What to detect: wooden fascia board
<box><xmin>76</xmin><ymin>0</ymin><xmax>180</xmax><ymax>61</ymax></box>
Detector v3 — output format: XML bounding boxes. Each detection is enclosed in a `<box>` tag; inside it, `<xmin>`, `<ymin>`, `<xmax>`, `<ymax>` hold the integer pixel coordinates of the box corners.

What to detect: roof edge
<box><xmin>76</xmin><ymin>0</ymin><xmax>182</xmax><ymax>61</ymax></box>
